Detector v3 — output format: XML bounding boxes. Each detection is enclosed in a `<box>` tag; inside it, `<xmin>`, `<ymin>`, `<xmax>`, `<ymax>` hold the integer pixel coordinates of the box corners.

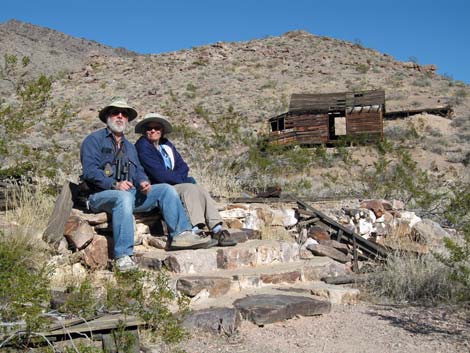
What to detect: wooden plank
<box><xmin>287</xmin><ymin>194</ymin><xmax>388</xmax><ymax>259</ymax></box>
<box><xmin>290</xmin><ymin>90</ymin><xmax>385</xmax><ymax>112</ymax></box>
<box><xmin>45</xmin><ymin>314</ymin><xmax>145</xmax><ymax>336</ymax></box>
<box><xmin>384</xmin><ymin>105</ymin><xmax>453</xmax><ymax>120</ymax></box>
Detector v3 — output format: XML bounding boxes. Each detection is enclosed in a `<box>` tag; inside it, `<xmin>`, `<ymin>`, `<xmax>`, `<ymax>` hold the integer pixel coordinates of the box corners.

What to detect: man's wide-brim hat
<box><xmin>98</xmin><ymin>98</ymin><xmax>138</xmax><ymax>123</ymax></box>
<box><xmin>134</xmin><ymin>113</ymin><xmax>173</xmax><ymax>134</ymax></box>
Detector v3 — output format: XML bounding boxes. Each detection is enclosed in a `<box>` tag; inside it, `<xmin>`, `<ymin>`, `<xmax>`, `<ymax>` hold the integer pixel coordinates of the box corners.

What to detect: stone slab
<box><xmin>134</xmin><ymin>251</ymin><xmax>166</xmax><ymax>270</ymax></box>
<box><xmin>226</xmin><ymin>228</ymin><xmax>262</xmax><ymax>243</ymax></box>
<box><xmin>182</xmin><ymin>307</ymin><xmax>241</xmax><ymax>335</ymax></box>
<box><xmin>310</xmin><ymin>283</ymin><xmax>361</xmax><ymax>304</ymax></box>
<box><xmin>233</xmin><ymin>294</ymin><xmax>331</xmax><ymax>325</ymax></box>
<box><xmin>176</xmin><ymin>276</ymin><xmax>231</xmax><ymax>297</ymax></box>
<box><xmin>43</xmin><ymin>181</ymin><xmax>74</xmax><ymax>245</ymax></box>
<box><xmin>164</xmin><ymin>250</ymin><xmax>219</xmax><ymax>274</ymax></box>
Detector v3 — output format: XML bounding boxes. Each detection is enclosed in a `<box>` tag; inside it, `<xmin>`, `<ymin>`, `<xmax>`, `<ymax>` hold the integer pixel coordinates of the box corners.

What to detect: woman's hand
<box><xmin>140</xmin><ymin>181</ymin><xmax>151</xmax><ymax>195</ymax></box>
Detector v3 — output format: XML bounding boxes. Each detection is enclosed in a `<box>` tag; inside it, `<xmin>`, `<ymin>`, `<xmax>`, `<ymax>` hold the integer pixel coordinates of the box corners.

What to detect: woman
<box><xmin>135</xmin><ymin>113</ymin><xmax>236</xmax><ymax>246</ymax></box>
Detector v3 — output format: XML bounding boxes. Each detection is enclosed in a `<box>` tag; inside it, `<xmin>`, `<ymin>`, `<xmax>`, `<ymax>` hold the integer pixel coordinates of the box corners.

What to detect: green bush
<box><xmin>0</xmin><ymin>232</ymin><xmax>52</xmax><ymax>337</ymax></box>
<box><xmin>437</xmin><ymin>183</ymin><xmax>470</xmax><ymax>297</ymax></box>
<box><xmin>106</xmin><ymin>269</ymin><xmax>190</xmax><ymax>345</ymax></box>
<box><xmin>361</xmin><ymin>143</ymin><xmax>441</xmax><ymax>210</ymax></box>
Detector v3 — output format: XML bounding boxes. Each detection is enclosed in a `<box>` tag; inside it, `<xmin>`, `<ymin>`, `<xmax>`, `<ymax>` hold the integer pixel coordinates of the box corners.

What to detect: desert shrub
<box><xmin>383</xmin><ymin>124</ymin><xmax>419</xmax><ymax>142</ymax></box>
<box><xmin>450</xmin><ymin>113</ymin><xmax>470</xmax><ymax>129</ymax></box>
<box><xmin>425</xmin><ymin>126</ymin><xmax>443</xmax><ymax>137</ymax></box>
<box><xmin>355</xmin><ymin>63</ymin><xmax>369</xmax><ymax>74</ymax></box>
<box><xmin>360</xmin><ymin>142</ymin><xmax>442</xmax><ymax>211</ymax></box>
<box><xmin>106</xmin><ymin>269</ymin><xmax>190</xmax><ymax>345</ymax></box>
<box><xmin>412</xmin><ymin>77</ymin><xmax>431</xmax><ymax>87</ymax></box>
<box><xmin>0</xmin><ymin>231</ymin><xmax>52</xmax><ymax>342</ymax></box>
<box><xmin>366</xmin><ymin>251</ymin><xmax>456</xmax><ymax>304</ymax></box>
<box><xmin>0</xmin><ymin>55</ymin><xmax>76</xmax><ymax>180</ymax></box>
<box><xmin>9</xmin><ymin>267</ymin><xmax>190</xmax><ymax>351</ymax></box>
<box><xmin>436</xmin><ymin>182</ymin><xmax>470</xmax><ymax>299</ymax></box>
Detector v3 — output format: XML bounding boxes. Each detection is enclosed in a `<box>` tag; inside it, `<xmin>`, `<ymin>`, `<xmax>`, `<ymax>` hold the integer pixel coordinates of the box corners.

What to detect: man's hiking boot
<box><xmin>114</xmin><ymin>255</ymin><xmax>138</xmax><ymax>272</ymax></box>
<box><xmin>169</xmin><ymin>231</ymin><xmax>215</xmax><ymax>250</ymax></box>
<box><xmin>213</xmin><ymin>229</ymin><xmax>237</xmax><ymax>247</ymax></box>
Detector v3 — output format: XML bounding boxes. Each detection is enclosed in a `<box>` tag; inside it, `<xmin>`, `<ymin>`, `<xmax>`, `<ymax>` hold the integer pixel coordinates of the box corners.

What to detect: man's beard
<box><xmin>107</xmin><ymin>117</ymin><xmax>127</xmax><ymax>133</ymax></box>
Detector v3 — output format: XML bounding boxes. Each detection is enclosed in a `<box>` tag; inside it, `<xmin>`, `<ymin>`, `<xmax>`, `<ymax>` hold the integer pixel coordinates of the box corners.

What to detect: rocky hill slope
<box><xmin>0</xmin><ymin>20</ymin><xmax>469</xmax><ymax>198</ymax></box>
<box><xmin>0</xmin><ymin>19</ymin><xmax>135</xmax><ymax>79</ymax></box>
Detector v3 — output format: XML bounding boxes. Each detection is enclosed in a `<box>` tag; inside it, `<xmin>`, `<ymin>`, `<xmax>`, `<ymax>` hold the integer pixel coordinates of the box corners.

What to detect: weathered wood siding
<box><xmin>346</xmin><ymin>111</ymin><xmax>383</xmax><ymax>139</ymax></box>
<box><xmin>270</xmin><ymin>113</ymin><xmax>329</xmax><ymax>145</ymax></box>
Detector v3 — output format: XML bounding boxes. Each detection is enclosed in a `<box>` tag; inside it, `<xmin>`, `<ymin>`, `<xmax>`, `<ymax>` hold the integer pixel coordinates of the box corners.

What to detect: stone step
<box><xmin>181</xmin><ymin>282</ymin><xmax>360</xmax><ymax>332</ymax></box>
<box><xmin>135</xmin><ymin>239</ymin><xmax>303</xmax><ymax>274</ymax></box>
<box><xmin>173</xmin><ymin>257</ymin><xmax>349</xmax><ymax>298</ymax></box>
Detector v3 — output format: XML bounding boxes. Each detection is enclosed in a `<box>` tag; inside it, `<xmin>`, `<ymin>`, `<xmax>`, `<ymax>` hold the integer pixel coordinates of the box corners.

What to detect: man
<box><xmin>80</xmin><ymin>98</ymin><xmax>213</xmax><ymax>272</ymax></box>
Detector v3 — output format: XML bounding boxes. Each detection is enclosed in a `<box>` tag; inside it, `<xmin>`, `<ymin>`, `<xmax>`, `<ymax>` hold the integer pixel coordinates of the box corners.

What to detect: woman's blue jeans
<box><xmin>88</xmin><ymin>184</ymin><xmax>192</xmax><ymax>258</ymax></box>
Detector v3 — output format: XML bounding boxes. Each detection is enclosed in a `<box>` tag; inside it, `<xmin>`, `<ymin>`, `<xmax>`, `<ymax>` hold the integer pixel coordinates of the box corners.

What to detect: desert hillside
<box><xmin>0</xmin><ymin>19</ymin><xmax>469</xmax><ymax>198</ymax></box>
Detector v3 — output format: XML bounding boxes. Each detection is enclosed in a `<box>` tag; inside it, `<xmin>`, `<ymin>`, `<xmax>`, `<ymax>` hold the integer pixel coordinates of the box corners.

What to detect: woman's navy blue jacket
<box><xmin>135</xmin><ymin>136</ymin><xmax>191</xmax><ymax>185</ymax></box>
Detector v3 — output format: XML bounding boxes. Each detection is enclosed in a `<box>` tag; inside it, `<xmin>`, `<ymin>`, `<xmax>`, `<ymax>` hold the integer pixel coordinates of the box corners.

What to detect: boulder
<box><xmin>360</xmin><ymin>200</ymin><xmax>385</xmax><ymax>217</ymax></box>
<box><xmin>82</xmin><ymin>235</ymin><xmax>111</xmax><ymax>270</ymax></box>
<box><xmin>412</xmin><ymin>219</ymin><xmax>450</xmax><ymax>252</ymax></box>
<box><xmin>64</xmin><ymin>220</ymin><xmax>95</xmax><ymax>250</ymax></box>
<box><xmin>233</xmin><ymin>294</ymin><xmax>331</xmax><ymax>325</ymax></box>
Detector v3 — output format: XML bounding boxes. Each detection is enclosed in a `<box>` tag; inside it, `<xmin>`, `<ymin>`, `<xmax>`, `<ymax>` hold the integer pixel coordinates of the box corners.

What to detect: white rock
<box><xmin>220</xmin><ymin>208</ymin><xmax>249</xmax><ymax>218</ymax></box>
<box><xmin>375</xmin><ymin>215</ymin><xmax>385</xmax><ymax>223</ymax></box>
<box><xmin>244</xmin><ymin>211</ymin><xmax>263</xmax><ymax>230</ymax></box>
<box><xmin>282</xmin><ymin>209</ymin><xmax>298</xmax><ymax>227</ymax></box>
<box><xmin>358</xmin><ymin>218</ymin><xmax>373</xmax><ymax>237</ymax></box>
<box><xmin>368</xmin><ymin>210</ymin><xmax>376</xmax><ymax>223</ymax></box>
<box><xmin>301</xmin><ymin>237</ymin><xmax>319</xmax><ymax>248</ymax></box>
<box><xmin>400</xmin><ymin>211</ymin><xmax>422</xmax><ymax>228</ymax></box>
<box><xmin>190</xmin><ymin>289</ymin><xmax>210</xmax><ymax>304</ymax></box>
<box><xmin>49</xmin><ymin>262</ymin><xmax>88</xmax><ymax>287</ymax></box>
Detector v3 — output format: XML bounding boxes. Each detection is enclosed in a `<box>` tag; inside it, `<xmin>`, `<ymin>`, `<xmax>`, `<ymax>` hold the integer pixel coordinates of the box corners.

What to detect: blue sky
<box><xmin>1</xmin><ymin>0</ymin><xmax>469</xmax><ymax>83</ymax></box>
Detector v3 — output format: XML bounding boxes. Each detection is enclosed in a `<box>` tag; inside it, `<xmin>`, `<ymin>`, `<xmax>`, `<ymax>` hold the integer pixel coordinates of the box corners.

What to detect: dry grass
<box><xmin>191</xmin><ymin>165</ymin><xmax>242</xmax><ymax>199</ymax></box>
<box><xmin>365</xmin><ymin>251</ymin><xmax>457</xmax><ymax>305</ymax></box>
<box><xmin>1</xmin><ymin>180</ymin><xmax>55</xmax><ymax>266</ymax></box>
<box><xmin>4</xmin><ymin>179</ymin><xmax>55</xmax><ymax>230</ymax></box>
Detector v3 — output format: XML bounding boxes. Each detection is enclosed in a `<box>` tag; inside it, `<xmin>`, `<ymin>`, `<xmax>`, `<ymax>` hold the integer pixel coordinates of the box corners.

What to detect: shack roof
<box><xmin>289</xmin><ymin>89</ymin><xmax>385</xmax><ymax>113</ymax></box>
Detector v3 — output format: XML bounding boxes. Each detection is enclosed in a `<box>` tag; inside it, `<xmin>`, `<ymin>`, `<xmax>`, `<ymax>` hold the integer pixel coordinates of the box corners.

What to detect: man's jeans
<box><xmin>88</xmin><ymin>184</ymin><xmax>192</xmax><ymax>258</ymax></box>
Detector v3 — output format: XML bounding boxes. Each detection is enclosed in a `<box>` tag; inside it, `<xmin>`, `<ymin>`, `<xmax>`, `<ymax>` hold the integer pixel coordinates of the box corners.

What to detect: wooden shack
<box><xmin>269</xmin><ymin>89</ymin><xmax>385</xmax><ymax>145</ymax></box>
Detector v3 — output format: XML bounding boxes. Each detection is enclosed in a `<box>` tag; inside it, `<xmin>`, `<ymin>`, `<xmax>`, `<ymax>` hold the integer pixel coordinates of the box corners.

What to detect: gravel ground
<box><xmin>151</xmin><ymin>303</ymin><xmax>470</xmax><ymax>353</ymax></box>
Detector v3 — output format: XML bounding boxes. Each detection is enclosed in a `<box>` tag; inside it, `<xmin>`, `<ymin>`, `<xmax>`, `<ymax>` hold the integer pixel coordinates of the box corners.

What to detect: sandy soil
<box><xmin>167</xmin><ymin>303</ymin><xmax>470</xmax><ymax>353</ymax></box>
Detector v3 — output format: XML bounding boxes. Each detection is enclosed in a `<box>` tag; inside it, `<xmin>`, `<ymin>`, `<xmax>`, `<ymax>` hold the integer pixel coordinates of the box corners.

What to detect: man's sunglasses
<box><xmin>109</xmin><ymin>108</ymin><xmax>129</xmax><ymax>117</ymax></box>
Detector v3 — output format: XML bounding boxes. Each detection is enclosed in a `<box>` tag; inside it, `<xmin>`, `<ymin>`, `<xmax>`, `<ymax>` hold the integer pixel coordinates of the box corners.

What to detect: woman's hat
<box><xmin>98</xmin><ymin>98</ymin><xmax>138</xmax><ymax>122</ymax></box>
<box><xmin>134</xmin><ymin>113</ymin><xmax>173</xmax><ymax>134</ymax></box>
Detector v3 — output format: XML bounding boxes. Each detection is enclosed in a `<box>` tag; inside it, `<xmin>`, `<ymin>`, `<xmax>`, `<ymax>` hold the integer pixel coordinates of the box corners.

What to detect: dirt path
<box><xmin>169</xmin><ymin>303</ymin><xmax>470</xmax><ymax>353</ymax></box>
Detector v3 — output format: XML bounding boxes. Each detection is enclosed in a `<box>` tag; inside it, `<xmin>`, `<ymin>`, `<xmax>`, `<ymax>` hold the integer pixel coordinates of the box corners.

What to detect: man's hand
<box><xmin>115</xmin><ymin>180</ymin><xmax>134</xmax><ymax>191</ymax></box>
<box><xmin>140</xmin><ymin>181</ymin><xmax>151</xmax><ymax>195</ymax></box>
